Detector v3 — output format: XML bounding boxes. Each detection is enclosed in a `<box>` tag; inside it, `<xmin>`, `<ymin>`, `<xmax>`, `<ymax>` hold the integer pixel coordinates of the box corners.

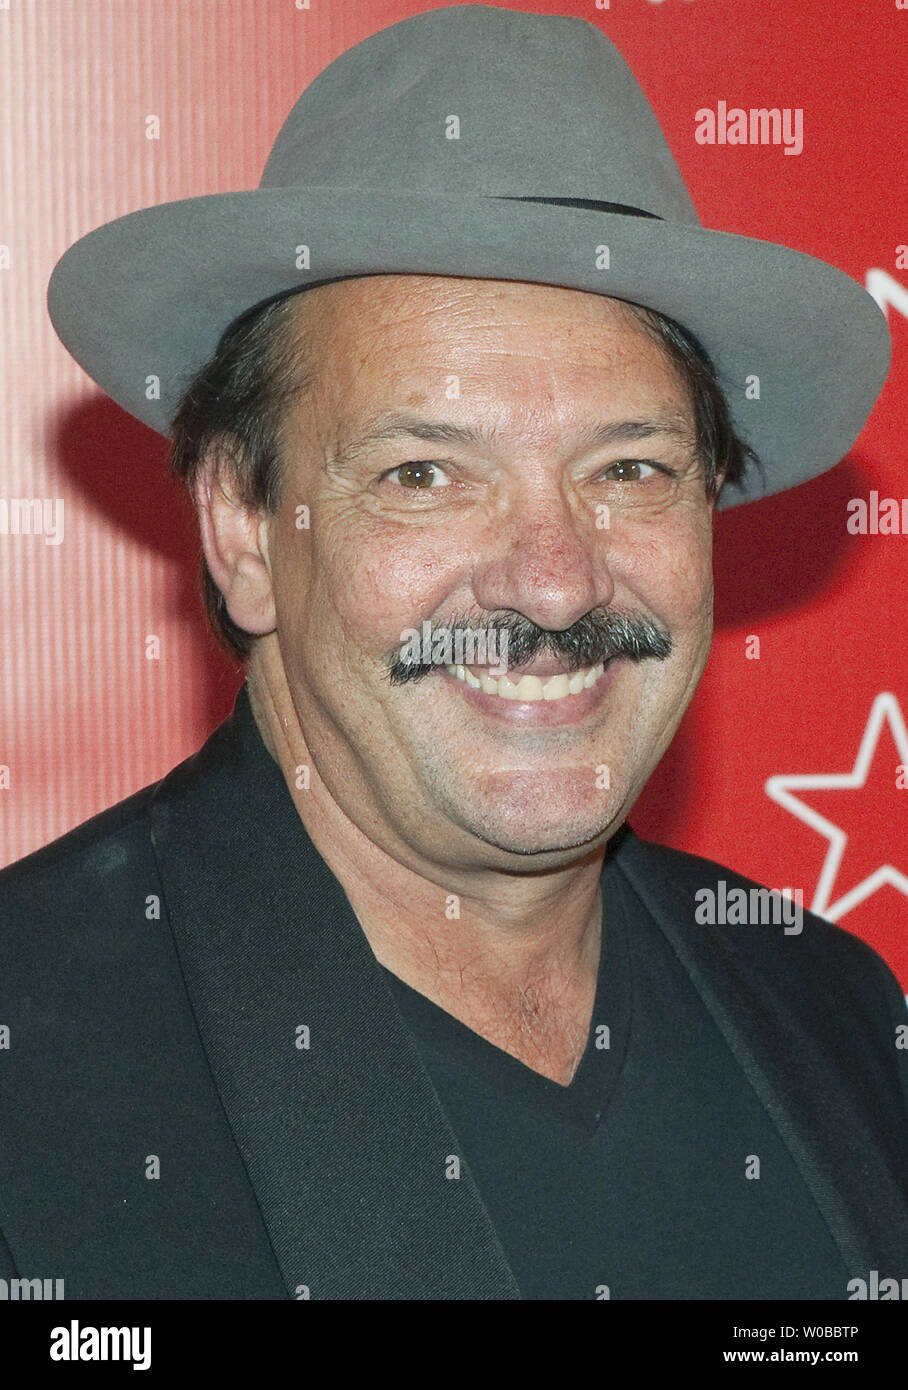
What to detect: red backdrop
<box><xmin>2</xmin><ymin>0</ymin><xmax>905</xmax><ymax>985</ymax></box>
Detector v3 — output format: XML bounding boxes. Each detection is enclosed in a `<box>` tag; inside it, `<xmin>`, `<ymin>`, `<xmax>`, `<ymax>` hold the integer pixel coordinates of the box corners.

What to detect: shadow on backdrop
<box><xmin>52</xmin><ymin>394</ymin><xmax>242</xmax><ymax>733</ymax></box>
<box><xmin>624</xmin><ymin>453</ymin><xmax>868</xmax><ymax>844</ymax></box>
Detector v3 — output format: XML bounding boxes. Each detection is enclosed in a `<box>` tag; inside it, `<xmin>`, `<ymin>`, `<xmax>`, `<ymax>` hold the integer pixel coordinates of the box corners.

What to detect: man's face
<box><xmin>261</xmin><ymin>275</ymin><xmax>717</xmax><ymax>872</ymax></box>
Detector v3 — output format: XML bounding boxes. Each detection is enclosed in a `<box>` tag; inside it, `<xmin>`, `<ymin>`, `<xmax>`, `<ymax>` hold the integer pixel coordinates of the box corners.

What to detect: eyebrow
<box><xmin>328</xmin><ymin>413</ymin><xmax>698</xmax><ymax>470</ymax></box>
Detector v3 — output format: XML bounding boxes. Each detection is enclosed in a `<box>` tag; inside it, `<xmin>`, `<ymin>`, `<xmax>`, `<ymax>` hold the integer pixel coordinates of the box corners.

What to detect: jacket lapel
<box><xmin>149</xmin><ymin>681</ymin><xmax>907</xmax><ymax>1292</ymax></box>
<box><xmin>616</xmin><ymin>831</ymin><xmax>908</xmax><ymax>1275</ymax></box>
<box><xmin>149</xmin><ymin>685</ymin><xmax>521</xmax><ymax>1300</ymax></box>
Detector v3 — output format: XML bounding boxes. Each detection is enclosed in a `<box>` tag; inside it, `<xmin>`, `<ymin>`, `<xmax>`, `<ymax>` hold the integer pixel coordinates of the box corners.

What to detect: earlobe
<box><xmin>193</xmin><ymin>463</ymin><xmax>277</xmax><ymax>637</ymax></box>
<box><xmin>711</xmin><ymin>468</ymin><xmax>728</xmax><ymax>508</ymax></box>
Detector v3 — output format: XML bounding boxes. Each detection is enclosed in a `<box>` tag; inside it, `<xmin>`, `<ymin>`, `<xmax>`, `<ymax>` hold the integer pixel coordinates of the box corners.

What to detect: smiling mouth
<box><xmin>445</xmin><ymin>661</ymin><xmax>607</xmax><ymax>702</ymax></box>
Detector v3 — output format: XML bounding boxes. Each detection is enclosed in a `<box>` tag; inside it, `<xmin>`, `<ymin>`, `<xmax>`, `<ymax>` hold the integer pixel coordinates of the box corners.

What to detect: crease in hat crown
<box><xmin>259</xmin><ymin>3</ymin><xmax>699</xmax><ymax>224</ymax></box>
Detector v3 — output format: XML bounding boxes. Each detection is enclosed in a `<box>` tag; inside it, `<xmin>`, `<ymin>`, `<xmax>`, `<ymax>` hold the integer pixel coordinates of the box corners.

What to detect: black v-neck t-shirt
<box><xmin>381</xmin><ymin>852</ymin><xmax>849</xmax><ymax>1300</ymax></box>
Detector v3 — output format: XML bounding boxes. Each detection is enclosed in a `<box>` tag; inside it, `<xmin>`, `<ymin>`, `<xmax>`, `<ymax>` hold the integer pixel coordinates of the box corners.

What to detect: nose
<box><xmin>471</xmin><ymin>484</ymin><xmax>614</xmax><ymax>631</ymax></box>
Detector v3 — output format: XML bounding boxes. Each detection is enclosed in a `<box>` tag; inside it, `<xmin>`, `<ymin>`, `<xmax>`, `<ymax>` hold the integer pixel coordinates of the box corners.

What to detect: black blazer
<box><xmin>2</xmin><ymin>684</ymin><xmax>907</xmax><ymax>1299</ymax></box>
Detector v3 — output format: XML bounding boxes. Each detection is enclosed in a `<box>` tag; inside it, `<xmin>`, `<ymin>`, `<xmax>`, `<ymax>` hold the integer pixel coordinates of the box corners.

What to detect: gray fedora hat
<box><xmin>46</xmin><ymin>2</ymin><xmax>889</xmax><ymax>509</ymax></box>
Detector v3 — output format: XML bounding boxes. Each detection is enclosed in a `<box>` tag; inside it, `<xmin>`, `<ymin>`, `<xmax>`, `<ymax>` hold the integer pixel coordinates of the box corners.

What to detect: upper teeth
<box><xmin>445</xmin><ymin>662</ymin><xmax>606</xmax><ymax>701</ymax></box>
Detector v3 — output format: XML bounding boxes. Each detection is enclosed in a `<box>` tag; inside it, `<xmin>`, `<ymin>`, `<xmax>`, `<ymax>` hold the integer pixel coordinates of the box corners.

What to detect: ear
<box><xmin>193</xmin><ymin>449</ymin><xmax>277</xmax><ymax>637</ymax></box>
<box><xmin>710</xmin><ymin>467</ymin><xmax>728</xmax><ymax>509</ymax></box>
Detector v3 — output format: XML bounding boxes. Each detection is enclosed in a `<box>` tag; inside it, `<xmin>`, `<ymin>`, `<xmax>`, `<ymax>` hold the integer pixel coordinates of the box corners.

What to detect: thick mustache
<box><xmin>388</xmin><ymin>610</ymin><xmax>673</xmax><ymax>685</ymax></box>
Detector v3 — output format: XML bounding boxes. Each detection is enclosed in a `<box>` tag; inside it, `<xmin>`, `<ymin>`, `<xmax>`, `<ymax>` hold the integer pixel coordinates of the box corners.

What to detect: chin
<box><xmin>450</xmin><ymin>770</ymin><xmax>627</xmax><ymax>861</ymax></box>
<box><xmin>473</xmin><ymin>824</ymin><xmax>614</xmax><ymax>861</ymax></box>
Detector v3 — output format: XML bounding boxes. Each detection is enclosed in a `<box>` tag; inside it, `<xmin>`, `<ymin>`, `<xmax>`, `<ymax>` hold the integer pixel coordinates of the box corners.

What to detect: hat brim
<box><xmin>46</xmin><ymin>188</ymin><xmax>890</xmax><ymax>510</ymax></box>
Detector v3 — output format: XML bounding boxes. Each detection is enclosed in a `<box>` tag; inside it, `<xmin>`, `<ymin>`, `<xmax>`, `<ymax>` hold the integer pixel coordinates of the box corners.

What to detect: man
<box><xmin>2</xmin><ymin>4</ymin><xmax>907</xmax><ymax>1300</ymax></box>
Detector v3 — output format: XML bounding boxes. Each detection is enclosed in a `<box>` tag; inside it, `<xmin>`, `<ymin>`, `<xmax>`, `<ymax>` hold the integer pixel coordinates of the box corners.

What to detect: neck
<box><xmin>245</xmin><ymin>645</ymin><xmax>609</xmax><ymax>1083</ymax></box>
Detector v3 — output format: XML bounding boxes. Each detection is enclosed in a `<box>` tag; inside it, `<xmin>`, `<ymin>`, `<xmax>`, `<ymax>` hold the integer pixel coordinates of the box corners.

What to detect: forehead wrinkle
<box><xmin>325</xmin><ymin>279</ymin><xmax>664</xmax><ymax>359</ymax></box>
<box><xmin>326</xmin><ymin>415</ymin><xmax>501</xmax><ymax>473</ymax></box>
<box><xmin>325</xmin><ymin>408</ymin><xmax>698</xmax><ymax>474</ymax></box>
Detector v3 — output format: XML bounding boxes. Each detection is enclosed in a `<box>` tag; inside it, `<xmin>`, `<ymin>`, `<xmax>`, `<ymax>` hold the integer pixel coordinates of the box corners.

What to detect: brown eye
<box><xmin>388</xmin><ymin>462</ymin><xmax>450</xmax><ymax>489</ymax></box>
<box><xmin>607</xmin><ymin>459</ymin><xmax>658</xmax><ymax>482</ymax></box>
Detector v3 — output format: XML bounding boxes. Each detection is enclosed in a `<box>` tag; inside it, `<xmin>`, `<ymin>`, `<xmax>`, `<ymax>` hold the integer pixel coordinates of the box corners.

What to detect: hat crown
<box><xmin>260</xmin><ymin>3</ymin><xmax>699</xmax><ymax>224</ymax></box>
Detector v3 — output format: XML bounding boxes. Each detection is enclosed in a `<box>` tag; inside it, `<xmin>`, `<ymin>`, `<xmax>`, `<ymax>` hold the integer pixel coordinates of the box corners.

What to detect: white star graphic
<box><xmin>765</xmin><ymin>692</ymin><xmax>908</xmax><ymax>922</ymax></box>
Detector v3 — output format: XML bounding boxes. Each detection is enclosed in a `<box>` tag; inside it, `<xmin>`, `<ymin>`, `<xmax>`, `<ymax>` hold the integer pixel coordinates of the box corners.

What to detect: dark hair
<box><xmin>170</xmin><ymin>286</ymin><xmax>759</xmax><ymax>662</ymax></box>
<box><xmin>170</xmin><ymin>292</ymin><xmax>311</xmax><ymax>661</ymax></box>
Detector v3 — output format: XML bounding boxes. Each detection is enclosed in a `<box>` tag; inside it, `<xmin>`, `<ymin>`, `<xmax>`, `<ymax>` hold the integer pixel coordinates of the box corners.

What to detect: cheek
<box><xmin>268</xmin><ymin>509</ymin><xmax>312</xmax><ymax>634</ymax></box>
<box><xmin>304</xmin><ymin>518</ymin><xmax>465</xmax><ymax>649</ymax></box>
<box><xmin>617</xmin><ymin>512</ymin><xmax>714</xmax><ymax>631</ymax></box>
